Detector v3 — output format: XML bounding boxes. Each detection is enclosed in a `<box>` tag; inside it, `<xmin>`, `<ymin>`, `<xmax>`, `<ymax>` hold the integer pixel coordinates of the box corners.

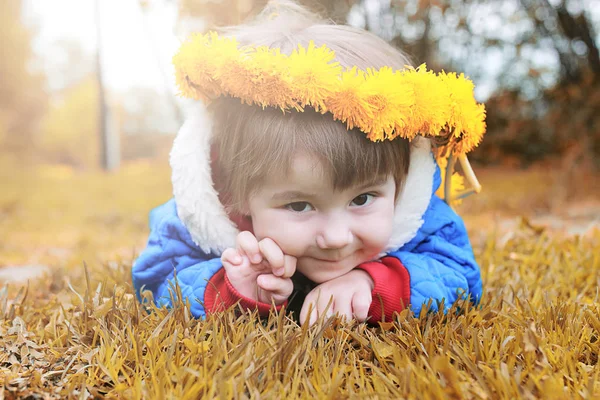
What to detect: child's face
<box><xmin>247</xmin><ymin>153</ymin><xmax>396</xmax><ymax>284</ymax></box>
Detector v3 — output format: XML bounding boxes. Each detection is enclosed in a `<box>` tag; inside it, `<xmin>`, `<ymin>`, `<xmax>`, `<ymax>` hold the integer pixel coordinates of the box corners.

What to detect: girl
<box><xmin>132</xmin><ymin>0</ymin><xmax>484</xmax><ymax>325</ymax></box>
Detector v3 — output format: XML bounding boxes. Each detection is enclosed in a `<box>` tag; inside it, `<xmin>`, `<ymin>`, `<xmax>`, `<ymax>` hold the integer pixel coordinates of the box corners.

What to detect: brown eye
<box><xmin>351</xmin><ymin>194</ymin><xmax>373</xmax><ymax>207</ymax></box>
<box><xmin>286</xmin><ymin>202</ymin><xmax>313</xmax><ymax>212</ymax></box>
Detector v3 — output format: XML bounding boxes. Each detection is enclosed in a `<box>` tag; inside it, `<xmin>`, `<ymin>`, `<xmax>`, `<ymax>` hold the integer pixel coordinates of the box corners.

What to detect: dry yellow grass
<box><xmin>1</xmin><ymin>159</ymin><xmax>599</xmax><ymax>399</ymax></box>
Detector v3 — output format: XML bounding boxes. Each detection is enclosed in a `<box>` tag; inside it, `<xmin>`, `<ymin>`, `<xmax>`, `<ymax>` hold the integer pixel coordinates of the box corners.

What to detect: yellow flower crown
<box><xmin>173</xmin><ymin>31</ymin><xmax>486</xmax><ymax>156</ymax></box>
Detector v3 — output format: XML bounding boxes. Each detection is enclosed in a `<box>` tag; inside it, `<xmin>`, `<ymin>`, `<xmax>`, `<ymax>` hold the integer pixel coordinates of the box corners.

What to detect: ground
<box><xmin>0</xmin><ymin>159</ymin><xmax>599</xmax><ymax>398</ymax></box>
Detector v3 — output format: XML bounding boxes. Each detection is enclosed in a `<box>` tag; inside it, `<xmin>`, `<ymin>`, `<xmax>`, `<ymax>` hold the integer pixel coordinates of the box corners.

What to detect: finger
<box><xmin>300</xmin><ymin>290</ymin><xmax>320</xmax><ymax>326</ymax></box>
<box><xmin>281</xmin><ymin>255</ymin><xmax>297</xmax><ymax>279</ymax></box>
<box><xmin>220</xmin><ymin>248</ymin><xmax>243</xmax><ymax>267</ymax></box>
<box><xmin>309</xmin><ymin>303</ymin><xmax>319</xmax><ymax>326</ymax></box>
<box><xmin>258</xmin><ymin>238</ymin><xmax>285</xmax><ymax>275</ymax></box>
<box><xmin>334</xmin><ymin>295</ymin><xmax>353</xmax><ymax>322</ymax></box>
<box><xmin>351</xmin><ymin>291</ymin><xmax>372</xmax><ymax>322</ymax></box>
<box><xmin>317</xmin><ymin>290</ymin><xmax>335</xmax><ymax>322</ymax></box>
<box><xmin>256</xmin><ymin>274</ymin><xmax>293</xmax><ymax>304</ymax></box>
<box><xmin>300</xmin><ymin>299</ymin><xmax>315</xmax><ymax>326</ymax></box>
<box><xmin>237</xmin><ymin>231</ymin><xmax>262</xmax><ymax>264</ymax></box>
<box><xmin>308</xmin><ymin>296</ymin><xmax>320</xmax><ymax>326</ymax></box>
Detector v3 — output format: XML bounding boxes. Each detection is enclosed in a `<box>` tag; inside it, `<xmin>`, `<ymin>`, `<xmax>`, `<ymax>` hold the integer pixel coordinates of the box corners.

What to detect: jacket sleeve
<box><xmin>356</xmin><ymin>257</ymin><xmax>411</xmax><ymax>322</ymax></box>
<box><xmin>131</xmin><ymin>199</ymin><xmax>224</xmax><ymax>319</ymax></box>
<box><xmin>385</xmin><ymin>195</ymin><xmax>483</xmax><ymax>315</ymax></box>
<box><xmin>204</xmin><ymin>269</ymin><xmax>287</xmax><ymax>315</ymax></box>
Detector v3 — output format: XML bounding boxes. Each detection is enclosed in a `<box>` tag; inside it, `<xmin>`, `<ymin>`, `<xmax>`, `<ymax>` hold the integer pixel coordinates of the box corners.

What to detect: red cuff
<box><xmin>204</xmin><ymin>268</ymin><xmax>285</xmax><ymax>316</ymax></box>
<box><xmin>356</xmin><ymin>256</ymin><xmax>411</xmax><ymax>323</ymax></box>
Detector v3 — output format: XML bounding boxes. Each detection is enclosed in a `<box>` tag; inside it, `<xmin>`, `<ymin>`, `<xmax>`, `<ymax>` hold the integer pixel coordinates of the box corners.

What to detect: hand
<box><xmin>300</xmin><ymin>269</ymin><xmax>374</xmax><ymax>326</ymax></box>
<box><xmin>221</xmin><ymin>231</ymin><xmax>297</xmax><ymax>305</ymax></box>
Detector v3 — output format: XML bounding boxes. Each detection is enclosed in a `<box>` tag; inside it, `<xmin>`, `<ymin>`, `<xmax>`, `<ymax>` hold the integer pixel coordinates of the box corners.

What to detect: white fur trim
<box><xmin>171</xmin><ymin>109</ymin><xmax>434</xmax><ymax>256</ymax></box>
<box><xmin>382</xmin><ymin>136</ymin><xmax>435</xmax><ymax>254</ymax></box>
<box><xmin>170</xmin><ymin>106</ymin><xmax>239</xmax><ymax>254</ymax></box>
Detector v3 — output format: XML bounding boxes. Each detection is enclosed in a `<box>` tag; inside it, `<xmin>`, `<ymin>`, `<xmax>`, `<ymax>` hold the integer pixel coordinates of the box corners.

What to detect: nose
<box><xmin>316</xmin><ymin>214</ymin><xmax>353</xmax><ymax>250</ymax></box>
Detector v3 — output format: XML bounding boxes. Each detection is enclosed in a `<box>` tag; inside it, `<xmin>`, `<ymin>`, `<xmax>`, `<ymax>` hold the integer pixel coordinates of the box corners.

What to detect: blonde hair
<box><xmin>210</xmin><ymin>0</ymin><xmax>413</xmax><ymax>212</ymax></box>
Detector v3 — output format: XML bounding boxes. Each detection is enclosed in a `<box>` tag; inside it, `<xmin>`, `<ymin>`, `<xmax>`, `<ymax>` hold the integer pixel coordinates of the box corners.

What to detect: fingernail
<box><xmin>274</xmin><ymin>267</ymin><xmax>284</xmax><ymax>276</ymax></box>
<box><xmin>252</xmin><ymin>255</ymin><xmax>261</xmax><ymax>264</ymax></box>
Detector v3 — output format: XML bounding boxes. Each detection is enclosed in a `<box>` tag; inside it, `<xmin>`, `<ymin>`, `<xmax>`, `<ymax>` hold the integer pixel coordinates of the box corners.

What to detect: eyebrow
<box><xmin>271</xmin><ymin>190</ymin><xmax>318</xmax><ymax>202</ymax></box>
<box><xmin>270</xmin><ymin>177</ymin><xmax>389</xmax><ymax>202</ymax></box>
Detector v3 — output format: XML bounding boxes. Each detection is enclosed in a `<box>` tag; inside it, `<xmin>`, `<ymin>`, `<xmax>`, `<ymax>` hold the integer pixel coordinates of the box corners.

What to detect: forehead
<box><xmin>263</xmin><ymin>153</ymin><xmax>330</xmax><ymax>192</ymax></box>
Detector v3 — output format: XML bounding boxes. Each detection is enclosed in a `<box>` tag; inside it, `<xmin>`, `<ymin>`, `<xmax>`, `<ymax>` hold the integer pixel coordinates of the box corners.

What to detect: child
<box><xmin>132</xmin><ymin>0</ymin><xmax>485</xmax><ymax>325</ymax></box>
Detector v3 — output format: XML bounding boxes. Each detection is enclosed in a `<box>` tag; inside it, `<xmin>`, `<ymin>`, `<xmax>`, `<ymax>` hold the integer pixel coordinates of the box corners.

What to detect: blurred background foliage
<box><xmin>1</xmin><ymin>0</ymin><xmax>598</xmax><ymax>170</ymax></box>
<box><xmin>177</xmin><ymin>0</ymin><xmax>600</xmax><ymax>167</ymax></box>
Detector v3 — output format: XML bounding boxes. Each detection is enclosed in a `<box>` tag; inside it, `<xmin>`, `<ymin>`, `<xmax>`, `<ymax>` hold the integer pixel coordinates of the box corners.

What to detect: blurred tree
<box><xmin>39</xmin><ymin>77</ymin><xmax>99</xmax><ymax>169</ymax></box>
<box><xmin>118</xmin><ymin>86</ymin><xmax>181</xmax><ymax>136</ymax></box>
<box><xmin>0</xmin><ymin>0</ymin><xmax>47</xmax><ymax>159</ymax></box>
<box><xmin>39</xmin><ymin>81</ymin><xmax>183</xmax><ymax>168</ymax></box>
<box><xmin>166</xmin><ymin>0</ymin><xmax>599</xmax><ymax>165</ymax></box>
<box><xmin>520</xmin><ymin>0</ymin><xmax>599</xmax><ymax>83</ymax></box>
<box><xmin>116</xmin><ymin>85</ymin><xmax>180</xmax><ymax>162</ymax></box>
<box><xmin>41</xmin><ymin>39</ymin><xmax>93</xmax><ymax>92</ymax></box>
<box><xmin>349</xmin><ymin>0</ymin><xmax>599</xmax><ymax>165</ymax></box>
<box><xmin>95</xmin><ymin>0</ymin><xmax>115</xmax><ymax>171</ymax></box>
<box><xmin>175</xmin><ymin>0</ymin><xmax>357</xmax><ymax>28</ymax></box>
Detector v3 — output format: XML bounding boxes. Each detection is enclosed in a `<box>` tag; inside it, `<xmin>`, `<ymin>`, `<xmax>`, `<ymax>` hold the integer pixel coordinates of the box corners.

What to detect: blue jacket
<box><xmin>132</xmin><ymin>153</ymin><xmax>482</xmax><ymax>318</ymax></box>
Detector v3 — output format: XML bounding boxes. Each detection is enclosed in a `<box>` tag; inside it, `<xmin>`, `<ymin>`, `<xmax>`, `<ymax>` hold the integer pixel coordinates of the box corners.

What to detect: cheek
<box><xmin>251</xmin><ymin>211</ymin><xmax>278</xmax><ymax>241</ymax></box>
<box><xmin>251</xmin><ymin>211</ymin><xmax>311</xmax><ymax>256</ymax></box>
<box><xmin>358</xmin><ymin>205</ymin><xmax>395</xmax><ymax>251</ymax></box>
<box><xmin>362</xmin><ymin>222</ymin><xmax>392</xmax><ymax>249</ymax></box>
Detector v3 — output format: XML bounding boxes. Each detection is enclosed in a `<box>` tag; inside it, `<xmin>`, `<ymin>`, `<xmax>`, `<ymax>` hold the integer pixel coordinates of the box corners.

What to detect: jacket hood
<box><xmin>170</xmin><ymin>106</ymin><xmax>437</xmax><ymax>256</ymax></box>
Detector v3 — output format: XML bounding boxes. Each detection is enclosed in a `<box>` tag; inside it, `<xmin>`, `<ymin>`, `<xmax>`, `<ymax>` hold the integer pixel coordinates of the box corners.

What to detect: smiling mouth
<box><xmin>310</xmin><ymin>255</ymin><xmax>352</xmax><ymax>263</ymax></box>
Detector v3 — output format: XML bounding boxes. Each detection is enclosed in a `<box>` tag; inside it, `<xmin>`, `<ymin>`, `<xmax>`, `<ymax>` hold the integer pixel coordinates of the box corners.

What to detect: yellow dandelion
<box><xmin>173</xmin><ymin>68</ymin><xmax>202</xmax><ymax>100</ymax></box>
<box><xmin>362</xmin><ymin>67</ymin><xmax>414</xmax><ymax>141</ymax></box>
<box><xmin>173</xmin><ymin>32</ymin><xmax>241</xmax><ymax>100</ymax></box>
<box><xmin>173</xmin><ymin>35</ymin><xmax>219</xmax><ymax>99</ymax></box>
<box><xmin>217</xmin><ymin>50</ymin><xmax>261</xmax><ymax>105</ymax></box>
<box><xmin>325</xmin><ymin>67</ymin><xmax>373</xmax><ymax>130</ymax></box>
<box><xmin>248</xmin><ymin>47</ymin><xmax>295</xmax><ymax>109</ymax></box>
<box><xmin>172</xmin><ymin>31</ymin><xmax>486</xmax><ymax>155</ymax></box>
<box><xmin>288</xmin><ymin>41</ymin><xmax>342</xmax><ymax>112</ymax></box>
<box><xmin>440</xmin><ymin>72</ymin><xmax>486</xmax><ymax>154</ymax></box>
<box><xmin>402</xmin><ymin>65</ymin><xmax>452</xmax><ymax>139</ymax></box>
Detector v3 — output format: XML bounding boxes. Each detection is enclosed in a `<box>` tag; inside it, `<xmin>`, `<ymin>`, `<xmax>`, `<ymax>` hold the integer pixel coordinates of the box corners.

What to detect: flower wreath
<box><xmin>172</xmin><ymin>31</ymin><xmax>485</xmax><ymax>204</ymax></box>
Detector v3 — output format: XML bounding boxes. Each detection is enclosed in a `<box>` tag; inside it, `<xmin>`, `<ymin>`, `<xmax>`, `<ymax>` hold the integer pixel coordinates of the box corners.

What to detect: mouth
<box><xmin>309</xmin><ymin>254</ymin><xmax>353</xmax><ymax>263</ymax></box>
<box><xmin>313</xmin><ymin>258</ymin><xmax>340</xmax><ymax>263</ymax></box>
<box><xmin>299</xmin><ymin>254</ymin><xmax>360</xmax><ymax>283</ymax></box>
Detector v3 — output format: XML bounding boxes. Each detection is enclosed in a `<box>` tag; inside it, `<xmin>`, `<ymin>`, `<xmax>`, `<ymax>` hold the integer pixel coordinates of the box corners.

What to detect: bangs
<box><xmin>293</xmin><ymin>109</ymin><xmax>410</xmax><ymax>192</ymax></box>
<box><xmin>211</xmin><ymin>99</ymin><xmax>410</xmax><ymax>212</ymax></box>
